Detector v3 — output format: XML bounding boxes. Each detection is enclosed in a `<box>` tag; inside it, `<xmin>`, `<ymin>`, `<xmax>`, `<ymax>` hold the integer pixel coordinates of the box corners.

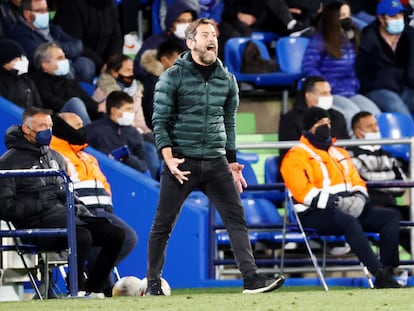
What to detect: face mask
<box><xmin>173</xmin><ymin>22</ymin><xmax>190</xmax><ymax>40</ymax></box>
<box><xmin>13</xmin><ymin>56</ymin><xmax>29</xmax><ymax>75</ymax></box>
<box><xmin>340</xmin><ymin>17</ymin><xmax>353</xmax><ymax>31</ymax></box>
<box><xmin>363</xmin><ymin>131</ymin><xmax>381</xmax><ymax>140</ymax></box>
<box><xmin>117</xmin><ymin>111</ymin><xmax>134</xmax><ymax>126</ymax></box>
<box><xmin>35</xmin><ymin>128</ymin><xmax>52</xmax><ymax>145</ymax></box>
<box><xmin>317</xmin><ymin>96</ymin><xmax>333</xmax><ymax>110</ymax></box>
<box><xmin>54</xmin><ymin>59</ymin><xmax>70</xmax><ymax>76</ymax></box>
<box><xmin>314</xmin><ymin>124</ymin><xmax>331</xmax><ymax>140</ymax></box>
<box><xmin>33</xmin><ymin>12</ymin><xmax>49</xmax><ymax>29</ymax></box>
<box><xmin>116</xmin><ymin>73</ymin><xmax>134</xmax><ymax>87</ymax></box>
<box><xmin>386</xmin><ymin>18</ymin><xmax>405</xmax><ymax>35</ymax></box>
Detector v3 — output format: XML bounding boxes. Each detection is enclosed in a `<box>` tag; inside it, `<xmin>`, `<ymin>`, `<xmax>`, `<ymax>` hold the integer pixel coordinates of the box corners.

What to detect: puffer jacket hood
<box><xmin>140</xmin><ymin>49</ymin><xmax>165</xmax><ymax>77</ymax></box>
<box><xmin>4</xmin><ymin>125</ymin><xmax>40</xmax><ymax>153</ymax></box>
<box><xmin>165</xmin><ymin>0</ymin><xmax>198</xmax><ymax>31</ymax></box>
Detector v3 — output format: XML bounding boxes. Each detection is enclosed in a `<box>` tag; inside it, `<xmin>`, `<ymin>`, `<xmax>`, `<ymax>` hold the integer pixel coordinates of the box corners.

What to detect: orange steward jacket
<box><xmin>281</xmin><ymin>136</ymin><xmax>367</xmax><ymax>213</ymax></box>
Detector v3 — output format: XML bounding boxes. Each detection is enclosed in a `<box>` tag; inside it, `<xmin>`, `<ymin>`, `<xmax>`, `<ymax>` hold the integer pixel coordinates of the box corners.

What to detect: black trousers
<box><xmin>299</xmin><ymin>204</ymin><xmax>400</xmax><ymax>274</ymax></box>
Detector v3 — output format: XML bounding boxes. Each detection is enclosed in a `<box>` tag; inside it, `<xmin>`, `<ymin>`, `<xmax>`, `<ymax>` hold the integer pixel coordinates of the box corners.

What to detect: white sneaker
<box><xmin>85</xmin><ymin>292</ymin><xmax>105</xmax><ymax>299</ymax></box>
<box><xmin>329</xmin><ymin>243</ymin><xmax>351</xmax><ymax>256</ymax></box>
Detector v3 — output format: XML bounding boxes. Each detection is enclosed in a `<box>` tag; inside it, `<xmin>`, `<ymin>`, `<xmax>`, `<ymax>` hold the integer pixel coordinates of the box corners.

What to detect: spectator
<box><xmin>86</xmin><ymin>91</ymin><xmax>150</xmax><ymax>176</ymax></box>
<box><xmin>146</xmin><ymin>18</ymin><xmax>284</xmax><ymax>296</ymax></box>
<box><xmin>133</xmin><ymin>0</ymin><xmax>198</xmax><ymax>80</ymax></box>
<box><xmin>281</xmin><ymin>106</ymin><xmax>402</xmax><ymax>288</ymax></box>
<box><xmin>50</xmin><ymin>112</ymin><xmax>138</xmax><ymax>297</ymax></box>
<box><xmin>302</xmin><ymin>0</ymin><xmax>381</xmax><ymax>133</ymax></box>
<box><xmin>0</xmin><ymin>38</ymin><xmax>42</xmax><ymax>108</ymax></box>
<box><xmin>356</xmin><ymin>0</ymin><xmax>414</xmax><ymax>121</ymax></box>
<box><xmin>7</xmin><ymin>0</ymin><xmax>95</xmax><ymax>83</ymax></box>
<box><xmin>349</xmin><ymin>110</ymin><xmax>410</xmax><ymax>253</ymax></box>
<box><xmin>0</xmin><ymin>0</ymin><xmax>21</xmax><ymax>37</ymax></box>
<box><xmin>0</xmin><ymin>107</ymin><xmax>125</xmax><ymax>297</ymax></box>
<box><xmin>53</xmin><ymin>0</ymin><xmax>123</xmax><ymax>76</ymax></box>
<box><xmin>140</xmin><ymin>39</ymin><xmax>185</xmax><ymax>130</ymax></box>
<box><xmin>30</xmin><ymin>42</ymin><xmax>102</xmax><ymax>125</ymax></box>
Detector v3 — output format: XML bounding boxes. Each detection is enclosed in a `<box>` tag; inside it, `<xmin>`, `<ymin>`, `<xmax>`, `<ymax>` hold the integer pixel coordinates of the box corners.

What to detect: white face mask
<box><xmin>33</xmin><ymin>12</ymin><xmax>49</xmax><ymax>29</ymax></box>
<box><xmin>54</xmin><ymin>59</ymin><xmax>70</xmax><ymax>76</ymax></box>
<box><xmin>117</xmin><ymin>111</ymin><xmax>134</xmax><ymax>126</ymax></box>
<box><xmin>173</xmin><ymin>22</ymin><xmax>190</xmax><ymax>40</ymax></box>
<box><xmin>364</xmin><ymin>131</ymin><xmax>381</xmax><ymax>140</ymax></box>
<box><xmin>13</xmin><ymin>56</ymin><xmax>29</xmax><ymax>75</ymax></box>
<box><xmin>316</xmin><ymin>96</ymin><xmax>333</xmax><ymax>110</ymax></box>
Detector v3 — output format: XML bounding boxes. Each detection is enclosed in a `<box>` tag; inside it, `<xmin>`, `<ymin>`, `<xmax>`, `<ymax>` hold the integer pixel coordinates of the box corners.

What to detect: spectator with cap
<box><xmin>356</xmin><ymin>0</ymin><xmax>414</xmax><ymax>120</ymax></box>
<box><xmin>0</xmin><ymin>38</ymin><xmax>42</xmax><ymax>108</ymax></box>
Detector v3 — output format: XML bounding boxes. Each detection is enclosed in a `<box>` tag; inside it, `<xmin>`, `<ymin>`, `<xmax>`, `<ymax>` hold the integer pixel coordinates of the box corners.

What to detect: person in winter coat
<box><xmin>0</xmin><ymin>106</ymin><xmax>125</xmax><ymax>297</ymax></box>
<box><xmin>301</xmin><ymin>0</ymin><xmax>380</xmax><ymax>132</ymax></box>
<box><xmin>281</xmin><ymin>106</ymin><xmax>402</xmax><ymax>289</ymax></box>
<box><xmin>52</xmin><ymin>0</ymin><xmax>123</xmax><ymax>75</ymax></box>
<box><xmin>50</xmin><ymin>112</ymin><xmax>138</xmax><ymax>297</ymax></box>
<box><xmin>133</xmin><ymin>0</ymin><xmax>198</xmax><ymax>80</ymax></box>
<box><xmin>7</xmin><ymin>0</ymin><xmax>95</xmax><ymax>83</ymax></box>
<box><xmin>30</xmin><ymin>42</ymin><xmax>102</xmax><ymax>125</ymax></box>
<box><xmin>0</xmin><ymin>38</ymin><xmax>42</xmax><ymax>108</ymax></box>
<box><xmin>145</xmin><ymin>18</ymin><xmax>285</xmax><ymax>296</ymax></box>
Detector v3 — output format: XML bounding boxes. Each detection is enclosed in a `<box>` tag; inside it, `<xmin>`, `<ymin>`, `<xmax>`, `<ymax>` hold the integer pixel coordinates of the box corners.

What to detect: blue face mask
<box><xmin>35</xmin><ymin>128</ymin><xmax>52</xmax><ymax>145</ymax></box>
<box><xmin>54</xmin><ymin>59</ymin><xmax>70</xmax><ymax>76</ymax></box>
<box><xmin>386</xmin><ymin>18</ymin><xmax>405</xmax><ymax>35</ymax></box>
<box><xmin>33</xmin><ymin>12</ymin><xmax>49</xmax><ymax>29</ymax></box>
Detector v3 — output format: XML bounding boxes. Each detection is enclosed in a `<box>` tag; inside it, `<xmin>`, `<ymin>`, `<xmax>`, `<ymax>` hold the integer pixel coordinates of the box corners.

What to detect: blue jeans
<box><xmin>366</xmin><ymin>88</ymin><xmax>414</xmax><ymax>122</ymax></box>
<box><xmin>146</xmin><ymin>156</ymin><xmax>258</xmax><ymax>281</ymax></box>
<box><xmin>143</xmin><ymin>141</ymin><xmax>160</xmax><ymax>179</ymax></box>
<box><xmin>71</xmin><ymin>57</ymin><xmax>96</xmax><ymax>83</ymax></box>
<box><xmin>300</xmin><ymin>204</ymin><xmax>400</xmax><ymax>274</ymax></box>
<box><xmin>61</xmin><ymin>97</ymin><xmax>92</xmax><ymax>125</ymax></box>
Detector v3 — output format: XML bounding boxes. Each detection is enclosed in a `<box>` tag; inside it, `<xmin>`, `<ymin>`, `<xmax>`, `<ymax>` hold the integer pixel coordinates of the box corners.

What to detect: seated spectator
<box><xmin>50</xmin><ymin>112</ymin><xmax>138</xmax><ymax>297</ymax></box>
<box><xmin>140</xmin><ymin>39</ymin><xmax>185</xmax><ymax>130</ymax></box>
<box><xmin>133</xmin><ymin>0</ymin><xmax>198</xmax><ymax>80</ymax></box>
<box><xmin>31</xmin><ymin>42</ymin><xmax>102</xmax><ymax>125</ymax></box>
<box><xmin>0</xmin><ymin>38</ymin><xmax>42</xmax><ymax>108</ymax></box>
<box><xmin>349</xmin><ymin>110</ymin><xmax>410</xmax><ymax>252</ymax></box>
<box><xmin>279</xmin><ymin>76</ymin><xmax>349</xmax><ymax>163</ymax></box>
<box><xmin>356</xmin><ymin>0</ymin><xmax>414</xmax><ymax>121</ymax></box>
<box><xmin>281</xmin><ymin>106</ymin><xmax>402</xmax><ymax>288</ymax></box>
<box><xmin>53</xmin><ymin>0</ymin><xmax>123</xmax><ymax>76</ymax></box>
<box><xmin>6</xmin><ymin>0</ymin><xmax>95</xmax><ymax>82</ymax></box>
<box><xmin>86</xmin><ymin>91</ymin><xmax>151</xmax><ymax>176</ymax></box>
<box><xmin>302</xmin><ymin>1</ymin><xmax>381</xmax><ymax>133</ymax></box>
<box><xmin>0</xmin><ymin>107</ymin><xmax>125</xmax><ymax>297</ymax></box>
<box><xmin>0</xmin><ymin>0</ymin><xmax>21</xmax><ymax>37</ymax></box>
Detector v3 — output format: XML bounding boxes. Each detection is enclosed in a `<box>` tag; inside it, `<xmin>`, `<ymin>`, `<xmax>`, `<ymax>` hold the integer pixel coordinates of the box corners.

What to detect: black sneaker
<box><xmin>145</xmin><ymin>280</ymin><xmax>165</xmax><ymax>296</ymax></box>
<box><xmin>242</xmin><ymin>274</ymin><xmax>285</xmax><ymax>294</ymax></box>
<box><xmin>374</xmin><ymin>267</ymin><xmax>402</xmax><ymax>289</ymax></box>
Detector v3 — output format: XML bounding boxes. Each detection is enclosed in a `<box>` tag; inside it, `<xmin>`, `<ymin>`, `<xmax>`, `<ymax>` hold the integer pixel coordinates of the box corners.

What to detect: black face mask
<box><xmin>116</xmin><ymin>73</ymin><xmax>134</xmax><ymax>88</ymax></box>
<box><xmin>340</xmin><ymin>17</ymin><xmax>353</xmax><ymax>31</ymax></box>
<box><xmin>52</xmin><ymin>115</ymin><xmax>88</xmax><ymax>145</ymax></box>
<box><xmin>314</xmin><ymin>124</ymin><xmax>331</xmax><ymax>140</ymax></box>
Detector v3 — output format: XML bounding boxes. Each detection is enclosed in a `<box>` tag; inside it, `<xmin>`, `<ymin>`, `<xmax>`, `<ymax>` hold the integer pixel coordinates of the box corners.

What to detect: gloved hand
<box><xmin>336</xmin><ymin>193</ymin><xmax>366</xmax><ymax>218</ymax></box>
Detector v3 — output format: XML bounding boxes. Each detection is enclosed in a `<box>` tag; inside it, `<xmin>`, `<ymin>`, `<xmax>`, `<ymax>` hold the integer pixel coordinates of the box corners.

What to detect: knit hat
<box><xmin>0</xmin><ymin>39</ymin><xmax>25</xmax><ymax>66</ymax></box>
<box><xmin>303</xmin><ymin>107</ymin><xmax>330</xmax><ymax>131</ymax></box>
<box><xmin>377</xmin><ymin>0</ymin><xmax>404</xmax><ymax>17</ymax></box>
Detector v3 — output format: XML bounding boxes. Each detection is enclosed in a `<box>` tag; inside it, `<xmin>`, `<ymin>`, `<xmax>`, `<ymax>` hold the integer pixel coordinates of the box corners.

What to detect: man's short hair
<box><xmin>106</xmin><ymin>91</ymin><xmax>134</xmax><ymax>114</ymax></box>
<box><xmin>156</xmin><ymin>39</ymin><xmax>185</xmax><ymax>60</ymax></box>
<box><xmin>33</xmin><ymin>42</ymin><xmax>61</xmax><ymax>70</ymax></box>
<box><xmin>22</xmin><ymin>106</ymin><xmax>52</xmax><ymax>126</ymax></box>
<box><xmin>351</xmin><ymin>111</ymin><xmax>373</xmax><ymax>131</ymax></box>
<box><xmin>185</xmin><ymin>18</ymin><xmax>214</xmax><ymax>40</ymax></box>
<box><xmin>301</xmin><ymin>76</ymin><xmax>327</xmax><ymax>94</ymax></box>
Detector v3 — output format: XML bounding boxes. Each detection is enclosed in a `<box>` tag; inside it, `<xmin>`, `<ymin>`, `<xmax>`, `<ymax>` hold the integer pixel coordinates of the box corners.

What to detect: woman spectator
<box><xmin>301</xmin><ymin>0</ymin><xmax>381</xmax><ymax>134</ymax></box>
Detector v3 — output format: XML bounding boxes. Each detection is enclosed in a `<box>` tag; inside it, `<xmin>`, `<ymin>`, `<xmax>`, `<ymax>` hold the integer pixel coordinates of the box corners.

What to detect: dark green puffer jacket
<box><xmin>152</xmin><ymin>51</ymin><xmax>239</xmax><ymax>160</ymax></box>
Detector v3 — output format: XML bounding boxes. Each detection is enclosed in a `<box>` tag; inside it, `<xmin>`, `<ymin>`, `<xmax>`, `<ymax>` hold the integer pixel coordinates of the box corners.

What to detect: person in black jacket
<box><xmin>53</xmin><ymin>0</ymin><xmax>123</xmax><ymax>75</ymax></box>
<box><xmin>0</xmin><ymin>38</ymin><xmax>42</xmax><ymax>108</ymax></box>
<box><xmin>0</xmin><ymin>107</ymin><xmax>125</xmax><ymax>297</ymax></box>
<box><xmin>278</xmin><ymin>76</ymin><xmax>349</xmax><ymax>165</ymax></box>
<box><xmin>86</xmin><ymin>91</ymin><xmax>148</xmax><ymax>174</ymax></box>
<box><xmin>30</xmin><ymin>42</ymin><xmax>102</xmax><ymax>125</ymax></box>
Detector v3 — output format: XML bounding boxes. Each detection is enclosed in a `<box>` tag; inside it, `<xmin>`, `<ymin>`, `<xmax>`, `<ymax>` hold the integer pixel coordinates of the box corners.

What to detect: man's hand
<box><xmin>229</xmin><ymin>162</ymin><xmax>247</xmax><ymax>193</ymax></box>
<box><xmin>165</xmin><ymin>157</ymin><xmax>191</xmax><ymax>184</ymax></box>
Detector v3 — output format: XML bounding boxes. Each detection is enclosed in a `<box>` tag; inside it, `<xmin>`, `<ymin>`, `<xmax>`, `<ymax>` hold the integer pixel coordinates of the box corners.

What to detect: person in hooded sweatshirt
<box><xmin>0</xmin><ymin>38</ymin><xmax>42</xmax><ymax>108</ymax></box>
<box><xmin>133</xmin><ymin>0</ymin><xmax>198</xmax><ymax>80</ymax></box>
<box><xmin>52</xmin><ymin>0</ymin><xmax>123</xmax><ymax>75</ymax></box>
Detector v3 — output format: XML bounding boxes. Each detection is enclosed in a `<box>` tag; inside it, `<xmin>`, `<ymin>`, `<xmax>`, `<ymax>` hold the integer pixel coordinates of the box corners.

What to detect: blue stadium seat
<box><xmin>264</xmin><ymin>155</ymin><xmax>280</xmax><ymax>184</ymax></box>
<box><xmin>275</xmin><ymin>36</ymin><xmax>310</xmax><ymax>74</ymax></box>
